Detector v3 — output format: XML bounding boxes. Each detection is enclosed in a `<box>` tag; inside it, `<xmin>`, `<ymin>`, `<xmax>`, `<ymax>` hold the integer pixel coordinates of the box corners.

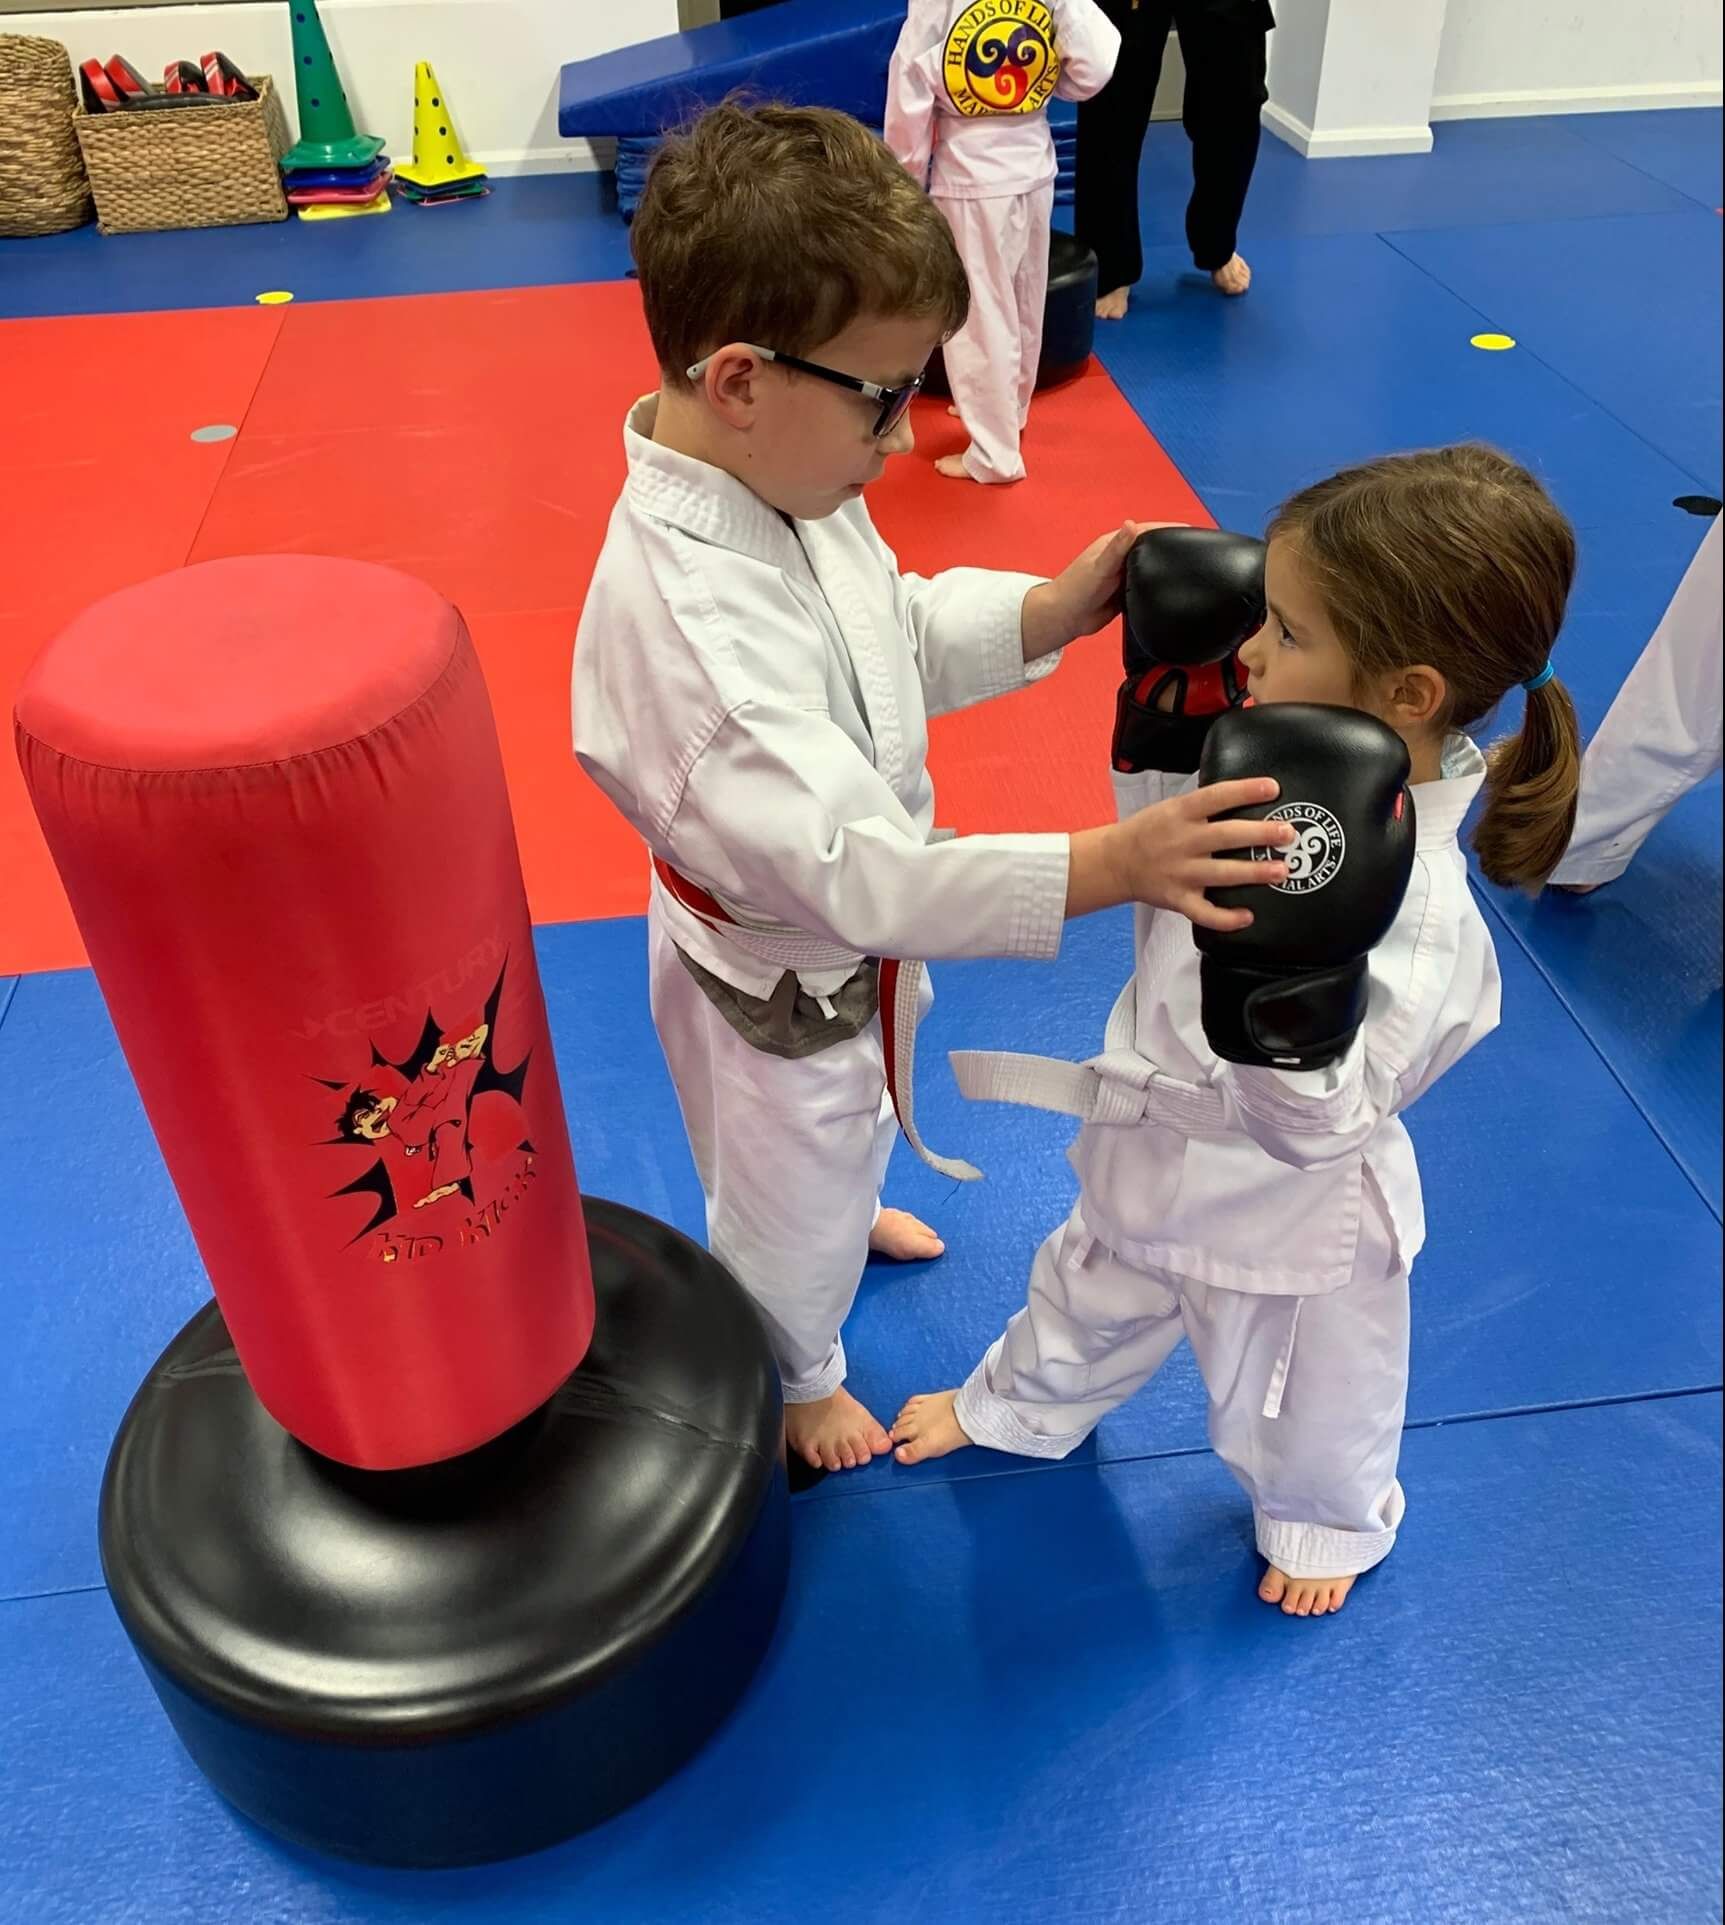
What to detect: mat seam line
<box><xmin>7</xmin><ymin>1391</ymin><xmax>1716</xmax><ymax>1587</ymax></box>
<box><xmin>1560</xmin><ymin>113</ymin><xmax>1722</xmax><ymax>215</ymax></box>
<box><xmin>179</xmin><ymin>306</ymin><xmax>294</xmax><ymax>565</ymax></box>
<box><xmin>0</xmin><ymin>975</ymin><xmax>19</xmax><ymax>1041</ymax></box>
<box><xmin>1472</xmin><ymin>879</ymin><xmax>1722</xmax><ymax>1224</ymax></box>
<box><xmin>812</xmin><ymin>1382</ymin><xmax>1725</xmax><ymax>1502</ymax></box>
<box><xmin>1376</xmin><ymin>227</ymin><xmax>1719</xmax><ymax>494</ymax></box>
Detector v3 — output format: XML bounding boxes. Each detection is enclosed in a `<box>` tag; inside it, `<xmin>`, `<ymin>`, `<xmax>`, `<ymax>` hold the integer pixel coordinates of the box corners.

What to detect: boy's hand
<box><xmin>1065</xmin><ymin>778</ymin><xmax>1293</xmax><ymax>927</ymax></box>
<box><xmin>1021</xmin><ymin>520</ymin><xmax>1186</xmax><ymax>661</ymax></box>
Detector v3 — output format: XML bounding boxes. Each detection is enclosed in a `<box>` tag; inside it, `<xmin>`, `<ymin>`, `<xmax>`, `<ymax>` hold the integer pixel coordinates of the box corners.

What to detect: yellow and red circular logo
<box><xmin>942</xmin><ymin>0</ymin><xmax>1060</xmax><ymax>118</ymax></box>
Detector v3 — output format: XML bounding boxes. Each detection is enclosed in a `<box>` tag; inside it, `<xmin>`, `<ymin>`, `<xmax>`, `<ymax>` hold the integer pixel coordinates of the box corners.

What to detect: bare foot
<box><xmin>1551</xmin><ymin>881</ymin><xmax>1602</xmax><ymax>896</ymax></box>
<box><xmin>1258</xmin><ymin>1565</ymin><xmax>1356</xmax><ymax>1617</ymax></box>
<box><xmin>869</xmin><ymin>1207</ymin><xmax>945</xmax><ymax>1262</ymax></box>
<box><xmin>1095</xmin><ymin>286</ymin><xmax>1130</xmax><ymax>320</ymax></box>
<box><xmin>1211</xmin><ymin>254</ymin><xmax>1251</xmax><ymax>296</ymax></box>
<box><xmin>934</xmin><ymin>453</ymin><xmax>973</xmax><ymax>481</ymax></box>
<box><xmin>784</xmin><ymin>1386</ymin><xmax>891</xmax><ymax>1473</ymax></box>
<box><xmin>891</xmin><ymin>1389</ymin><xmax>973</xmax><ymax>1464</ymax></box>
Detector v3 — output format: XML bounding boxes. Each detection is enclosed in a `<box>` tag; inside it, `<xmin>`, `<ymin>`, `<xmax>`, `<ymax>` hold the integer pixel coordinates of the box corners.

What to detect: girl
<box><xmin>892</xmin><ymin>443</ymin><xmax>1582</xmax><ymax>1615</ymax></box>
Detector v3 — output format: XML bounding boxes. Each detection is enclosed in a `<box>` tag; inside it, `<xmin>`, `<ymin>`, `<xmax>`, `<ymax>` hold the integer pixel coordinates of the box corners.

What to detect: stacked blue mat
<box><xmin>617</xmin><ymin>103</ymin><xmax>1075</xmax><ymax>224</ymax></box>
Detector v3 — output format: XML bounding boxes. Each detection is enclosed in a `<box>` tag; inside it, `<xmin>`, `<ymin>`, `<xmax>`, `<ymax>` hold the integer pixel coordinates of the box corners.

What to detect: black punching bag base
<box><xmin>922</xmin><ymin>229</ymin><xmax>1099</xmax><ymax>400</ymax></box>
<box><xmin>98</xmin><ymin>1199</ymin><xmax>790</xmax><ymax>1869</ymax></box>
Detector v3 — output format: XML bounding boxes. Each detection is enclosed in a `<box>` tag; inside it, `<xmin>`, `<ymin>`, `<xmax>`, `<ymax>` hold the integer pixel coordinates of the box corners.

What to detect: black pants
<box><xmin>1076</xmin><ymin>0</ymin><xmax>1272</xmax><ymax>288</ymax></box>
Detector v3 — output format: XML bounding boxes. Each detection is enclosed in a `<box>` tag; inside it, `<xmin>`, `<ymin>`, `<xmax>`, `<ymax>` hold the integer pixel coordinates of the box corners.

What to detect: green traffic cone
<box><xmin>280</xmin><ymin>0</ymin><xmax>385</xmax><ymax>172</ymax></box>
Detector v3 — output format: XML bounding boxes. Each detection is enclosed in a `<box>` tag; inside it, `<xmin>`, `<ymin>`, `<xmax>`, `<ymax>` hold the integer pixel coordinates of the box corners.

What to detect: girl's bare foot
<box><xmin>934</xmin><ymin>453</ymin><xmax>973</xmax><ymax>480</ymax></box>
<box><xmin>1095</xmin><ymin>285</ymin><xmax>1130</xmax><ymax>320</ymax></box>
<box><xmin>891</xmin><ymin>1389</ymin><xmax>973</xmax><ymax>1464</ymax></box>
<box><xmin>1258</xmin><ymin>1564</ymin><xmax>1356</xmax><ymax>1617</ymax></box>
<box><xmin>1211</xmin><ymin>254</ymin><xmax>1251</xmax><ymax>296</ymax></box>
<box><xmin>869</xmin><ymin>1208</ymin><xmax>945</xmax><ymax>1262</ymax></box>
<box><xmin>785</xmin><ymin>1386</ymin><xmax>892</xmax><ymax>1473</ymax></box>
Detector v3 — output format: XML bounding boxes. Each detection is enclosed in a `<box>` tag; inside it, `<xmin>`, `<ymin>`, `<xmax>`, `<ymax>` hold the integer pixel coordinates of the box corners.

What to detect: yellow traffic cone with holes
<box><xmin>393</xmin><ymin>62</ymin><xmax>488</xmax><ymax>199</ymax></box>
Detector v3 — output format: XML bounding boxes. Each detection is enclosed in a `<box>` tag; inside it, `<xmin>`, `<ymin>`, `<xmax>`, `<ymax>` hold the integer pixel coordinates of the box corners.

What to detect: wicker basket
<box><xmin>0</xmin><ymin>34</ymin><xmax>95</xmax><ymax>238</ymax></box>
<box><xmin>74</xmin><ymin>74</ymin><xmax>290</xmax><ymax>236</ymax></box>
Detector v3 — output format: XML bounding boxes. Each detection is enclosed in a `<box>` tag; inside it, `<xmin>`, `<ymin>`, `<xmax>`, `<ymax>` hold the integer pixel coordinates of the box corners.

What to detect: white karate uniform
<box><xmin>572</xmin><ymin>396</ymin><xmax>1071</xmax><ymax>1401</ymax></box>
<box><xmin>885</xmin><ymin>0</ymin><xmax>1120</xmax><ymax>484</ymax></box>
<box><xmin>951</xmin><ymin>737</ymin><xmax>1500</xmax><ymax>1577</ymax></box>
<box><xmin>1550</xmin><ymin>514</ymin><xmax>1723</xmax><ymax>889</ymax></box>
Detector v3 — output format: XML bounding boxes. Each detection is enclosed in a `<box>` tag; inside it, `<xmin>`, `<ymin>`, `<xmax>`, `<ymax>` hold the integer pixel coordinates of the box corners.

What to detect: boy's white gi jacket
<box><xmin>885</xmin><ymin>0</ymin><xmax>1121</xmax><ymax>198</ymax></box>
<box><xmin>572</xmin><ymin>397</ymin><xmax>1072</xmax><ymax>1111</ymax></box>
<box><xmin>955</xmin><ymin>739</ymin><xmax>1503</xmax><ymax>1293</ymax></box>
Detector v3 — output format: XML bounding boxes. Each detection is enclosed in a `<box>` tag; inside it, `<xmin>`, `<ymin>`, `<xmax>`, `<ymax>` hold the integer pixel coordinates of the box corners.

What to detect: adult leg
<box><xmin>1076</xmin><ymin>0</ymin><xmax>1173</xmax><ymax>302</ymax></box>
<box><xmin>1174</xmin><ymin>2</ymin><xmax>1269</xmax><ymax>278</ymax></box>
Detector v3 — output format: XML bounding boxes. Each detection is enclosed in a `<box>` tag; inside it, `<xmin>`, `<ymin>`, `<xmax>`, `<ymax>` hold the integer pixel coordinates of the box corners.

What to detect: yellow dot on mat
<box><xmin>1470</xmin><ymin>332</ymin><xmax>1515</xmax><ymax>351</ymax></box>
<box><xmin>255</xmin><ymin>290</ymin><xmax>295</xmax><ymax>306</ymax></box>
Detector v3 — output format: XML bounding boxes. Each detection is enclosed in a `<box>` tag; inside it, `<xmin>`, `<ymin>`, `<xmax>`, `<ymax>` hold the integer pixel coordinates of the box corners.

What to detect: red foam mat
<box><xmin>2</xmin><ymin>284</ymin><xmax>1206</xmax><ymax>973</ymax></box>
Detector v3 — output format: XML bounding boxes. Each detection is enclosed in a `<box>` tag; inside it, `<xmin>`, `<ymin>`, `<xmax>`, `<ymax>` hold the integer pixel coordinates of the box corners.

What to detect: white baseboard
<box><xmin>1431</xmin><ymin>80</ymin><xmax>1723</xmax><ymax>121</ymax></box>
<box><xmin>480</xmin><ymin>140</ymin><xmax>615</xmax><ymax>179</ymax></box>
<box><xmin>1261</xmin><ymin>102</ymin><xmax>1434</xmax><ymax>158</ymax></box>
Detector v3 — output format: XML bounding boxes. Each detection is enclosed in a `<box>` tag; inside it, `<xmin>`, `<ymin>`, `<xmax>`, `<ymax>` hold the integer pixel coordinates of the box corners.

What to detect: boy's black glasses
<box><xmin>685</xmin><ymin>345</ymin><xmax>923</xmax><ymax>439</ymax></box>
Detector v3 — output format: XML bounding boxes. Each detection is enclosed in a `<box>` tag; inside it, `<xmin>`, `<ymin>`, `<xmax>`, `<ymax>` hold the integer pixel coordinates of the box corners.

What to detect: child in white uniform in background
<box><xmin>896</xmin><ymin>445</ymin><xmax>1584</xmax><ymax>1615</ymax></box>
<box><xmin>886</xmin><ymin>0</ymin><xmax>1120</xmax><ymax>485</ymax></box>
<box><xmin>572</xmin><ymin>104</ymin><xmax>1293</xmax><ymax>1477</ymax></box>
<box><xmin>1551</xmin><ymin>513</ymin><xmax>1722</xmax><ymax>893</ymax></box>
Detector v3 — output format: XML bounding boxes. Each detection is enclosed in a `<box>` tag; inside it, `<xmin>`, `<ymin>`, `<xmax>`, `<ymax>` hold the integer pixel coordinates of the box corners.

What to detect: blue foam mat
<box><xmin>1565</xmin><ymin>107</ymin><xmax>1725</xmax><ymax>210</ymax></box>
<box><xmin>1138</xmin><ymin>112</ymin><xmax>1705</xmax><ymax>254</ymax></box>
<box><xmin>4</xmin><ymin>910</ymin><xmax>1717</xmax><ymax>1589</ymax></box>
<box><xmin>2</xmin><ymin>1395</ymin><xmax>1718</xmax><ymax>1922</ymax></box>
<box><xmin>0</xmin><ymin>175</ymin><xmax>633</xmax><ymax>322</ymax></box>
<box><xmin>1389</xmin><ymin>209</ymin><xmax>1723</xmax><ymax>491</ymax></box>
<box><xmin>1089</xmin><ymin>227</ymin><xmax>1701</xmax><ymax>539</ymax></box>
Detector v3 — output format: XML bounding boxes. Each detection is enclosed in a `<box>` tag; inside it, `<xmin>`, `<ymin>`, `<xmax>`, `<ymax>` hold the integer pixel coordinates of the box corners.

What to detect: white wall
<box><xmin>1433</xmin><ymin>0</ymin><xmax>1724</xmax><ymax>118</ymax></box>
<box><xmin>24</xmin><ymin>0</ymin><xmax>680</xmax><ymax>174</ymax></box>
<box><xmin>1267</xmin><ymin>0</ymin><xmax>1447</xmax><ymax>157</ymax></box>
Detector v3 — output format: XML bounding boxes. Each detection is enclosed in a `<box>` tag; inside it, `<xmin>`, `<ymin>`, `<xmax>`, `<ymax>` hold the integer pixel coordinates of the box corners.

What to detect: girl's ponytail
<box><xmin>1472</xmin><ymin>672</ymin><xmax>1582</xmax><ymax>891</ymax></box>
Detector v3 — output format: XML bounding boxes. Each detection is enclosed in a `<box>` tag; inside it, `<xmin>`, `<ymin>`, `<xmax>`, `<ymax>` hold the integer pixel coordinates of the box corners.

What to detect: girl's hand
<box><xmin>1021</xmin><ymin>520</ymin><xmax>1186</xmax><ymax>660</ymax></box>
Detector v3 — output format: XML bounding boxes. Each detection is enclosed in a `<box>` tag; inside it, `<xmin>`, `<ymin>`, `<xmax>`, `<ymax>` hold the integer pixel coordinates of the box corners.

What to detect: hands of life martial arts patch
<box><xmin>943</xmin><ymin>0</ymin><xmax>1061</xmax><ymax>116</ymax></box>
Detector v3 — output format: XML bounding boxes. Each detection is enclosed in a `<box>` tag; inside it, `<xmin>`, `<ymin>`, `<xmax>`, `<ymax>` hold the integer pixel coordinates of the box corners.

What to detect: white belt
<box><xmin>950</xmin><ymin>984</ymin><xmax>1229</xmax><ymax>1138</ymax></box>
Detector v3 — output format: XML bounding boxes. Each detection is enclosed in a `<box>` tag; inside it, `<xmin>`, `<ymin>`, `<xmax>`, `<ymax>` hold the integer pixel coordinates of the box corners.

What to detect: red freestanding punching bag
<box><xmin>15</xmin><ymin>555</ymin><xmax>594</xmax><ymax>1470</ymax></box>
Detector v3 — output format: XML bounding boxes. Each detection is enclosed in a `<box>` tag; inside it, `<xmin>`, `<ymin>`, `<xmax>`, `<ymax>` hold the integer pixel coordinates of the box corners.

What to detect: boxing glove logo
<box><xmin>1250</xmin><ymin>802</ymin><xmax>1346</xmax><ymax>895</ymax></box>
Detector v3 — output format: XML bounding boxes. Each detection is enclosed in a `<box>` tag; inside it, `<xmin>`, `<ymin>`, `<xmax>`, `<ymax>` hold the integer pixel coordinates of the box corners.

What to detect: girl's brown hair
<box><xmin>1270</xmin><ymin>443</ymin><xmax>1581</xmax><ymax>891</ymax></box>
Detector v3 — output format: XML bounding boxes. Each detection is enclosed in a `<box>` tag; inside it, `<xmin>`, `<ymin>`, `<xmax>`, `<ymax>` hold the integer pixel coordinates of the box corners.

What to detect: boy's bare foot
<box><xmin>934</xmin><ymin>453</ymin><xmax>973</xmax><ymax>480</ymax></box>
<box><xmin>1211</xmin><ymin>254</ymin><xmax>1251</xmax><ymax>296</ymax></box>
<box><xmin>891</xmin><ymin>1389</ymin><xmax>973</xmax><ymax>1464</ymax></box>
<box><xmin>785</xmin><ymin>1386</ymin><xmax>892</xmax><ymax>1473</ymax></box>
<box><xmin>869</xmin><ymin>1207</ymin><xmax>945</xmax><ymax>1262</ymax></box>
<box><xmin>1095</xmin><ymin>285</ymin><xmax>1130</xmax><ymax>320</ymax></box>
<box><xmin>1258</xmin><ymin>1565</ymin><xmax>1356</xmax><ymax>1617</ymax></box>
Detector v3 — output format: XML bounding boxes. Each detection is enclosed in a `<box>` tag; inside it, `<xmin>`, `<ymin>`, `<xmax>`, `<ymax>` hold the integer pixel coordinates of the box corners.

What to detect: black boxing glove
<box><xmin>1194</xmin><ymin>704</ymin><xmax>1416</xmax><ymax>1071</ymax></box>
<box><xmin>1112</xmin><ymin>527</ymin><xmax>1266</xmax><ymax>776</ymax></box>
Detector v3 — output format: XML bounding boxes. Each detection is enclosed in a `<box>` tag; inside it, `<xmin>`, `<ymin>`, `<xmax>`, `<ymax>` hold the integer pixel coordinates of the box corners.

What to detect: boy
<box><xmin>572</xmin><ymin>103</ymin><xmax>1287</xmax><ymax>1474</ymax></box>
<box><xmin>885</xmin><ymin>0</ymin><xmax>1120</xmax><ymax>484</ymax></box>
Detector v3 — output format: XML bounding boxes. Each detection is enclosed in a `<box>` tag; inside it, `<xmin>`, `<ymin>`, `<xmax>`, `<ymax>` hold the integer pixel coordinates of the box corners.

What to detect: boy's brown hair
<box><xmin>631</xmin><ymin>100</ymin><xmax>969</xmax><ymax>384</ymax></box>
<box><xmin>1270</xmin><ymin>444</ymin><xmax>1581</xmax><ymax>892</ymax></box>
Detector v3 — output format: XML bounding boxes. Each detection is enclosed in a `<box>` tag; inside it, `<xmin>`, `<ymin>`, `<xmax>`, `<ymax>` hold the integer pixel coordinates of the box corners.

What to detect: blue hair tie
<box><xmin>1522</xmin><ymin>661</ymin><xmax>1555</xmax><ymax>693</ymax></box>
